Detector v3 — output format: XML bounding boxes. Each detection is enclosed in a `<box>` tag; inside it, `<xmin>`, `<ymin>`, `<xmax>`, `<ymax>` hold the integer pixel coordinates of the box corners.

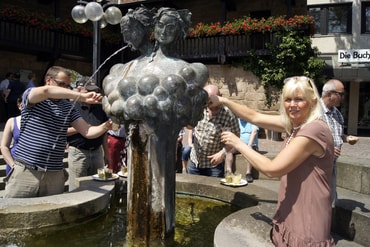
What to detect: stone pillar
<box><xmin>348</xmin><ymin>81</ymin><xmax>359</xmax><ymax>135</ymax></box>
<box><xmin>126</xmin><ymin>123</ymin><xmax>179</xmax><ymax>241</ymax></box>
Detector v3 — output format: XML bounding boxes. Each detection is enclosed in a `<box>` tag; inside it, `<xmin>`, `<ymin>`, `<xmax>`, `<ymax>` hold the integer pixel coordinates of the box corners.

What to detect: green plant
<box><xmin>238</xmin><ymin>30</ymin><xmax>325</xmax><ymax>107</ymax></box>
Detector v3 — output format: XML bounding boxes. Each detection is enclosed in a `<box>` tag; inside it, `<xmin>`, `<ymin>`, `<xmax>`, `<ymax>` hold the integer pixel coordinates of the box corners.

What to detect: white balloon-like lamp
<box><xmin>85</xmin><ymin>2</ymin><xmax>104</xmax><ymax>22</ymax></box>
<box><xmin>105</xmin><ymin>6</ymin><xmax>123</xmax><ymax>25</ymax></box>
<box><xmin>71</xmin><ymin>5</ymin><xmax>88</xmax><ymax>24</ymax></box>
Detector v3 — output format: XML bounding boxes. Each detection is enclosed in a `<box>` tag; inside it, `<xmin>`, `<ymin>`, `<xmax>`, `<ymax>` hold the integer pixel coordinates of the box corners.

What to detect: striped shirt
<box><xmin>190</xmin><ymin>106</ymin><xmax>240</xmax><ymax>168</ymax></box>
<box><xmin>320</xmin><ymin>99</ymin><xmax>344</xmax><ymax>149</ymax></box>
<box><xmin>14</xmin><ymin>88</ymin><xmax>81</xmax><ymax>171</ymax></box>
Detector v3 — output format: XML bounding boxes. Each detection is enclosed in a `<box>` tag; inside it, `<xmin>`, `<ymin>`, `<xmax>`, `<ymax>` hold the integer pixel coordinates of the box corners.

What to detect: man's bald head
<box><xmin>322</xmin><ymin>79</ymin><xmax>345</xmax><ymax>109</ymax></box>
<box><xmin>204</xmin><ymin>84</ymin><xmax>221</xmax><ymax>97</ymax></box>
<box><xmin>204</xmin><ymin>84</ymin><xmax>222</xmax><ymax>114</ymax></box>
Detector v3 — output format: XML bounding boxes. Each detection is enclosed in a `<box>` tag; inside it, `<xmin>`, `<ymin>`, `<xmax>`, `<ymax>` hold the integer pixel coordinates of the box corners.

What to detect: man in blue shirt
<box><xmin>226</xmin><ymin>119</ymin><xmax>259</xmax><ymax>183</ymax></box>
<box><xmin>26</xmin><ymin>72</ymin><xmax>36</xmax><ymax>89</ymax></box>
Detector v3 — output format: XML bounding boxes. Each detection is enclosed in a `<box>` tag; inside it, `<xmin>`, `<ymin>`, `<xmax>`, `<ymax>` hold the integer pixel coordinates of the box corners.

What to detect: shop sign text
<box><xmin>338</xmin><ymin>49</ymin><xmax>370</xmax><ymax>63</ymax></box>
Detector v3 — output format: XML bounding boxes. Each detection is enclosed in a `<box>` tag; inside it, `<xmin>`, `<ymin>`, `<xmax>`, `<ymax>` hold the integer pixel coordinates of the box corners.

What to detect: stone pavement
<box><xmin>258</xmin><ymin>136</ymin><xmax>370</xmax><ymax>159</ymax></box>
<box><xmin>1</xmin><ymin>121</ymin><xmax>369</xmax><ymax>159</ymax></box>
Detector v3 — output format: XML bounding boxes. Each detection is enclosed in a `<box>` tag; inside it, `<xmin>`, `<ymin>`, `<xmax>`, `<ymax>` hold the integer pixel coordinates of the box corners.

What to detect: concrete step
<box><xmin>336</xmin><ymin>156</ymin><xmax>370</xmax><ymax>195</ymax></box>
<box><xmin>233</xmin><ymin>153</ymin><xmax>370</xmax><ymax>195</ymax></box>
<box><xmin>0</xmin><ymin>164</ymin><xmax>5</xmax><ymax>177</ymax></box>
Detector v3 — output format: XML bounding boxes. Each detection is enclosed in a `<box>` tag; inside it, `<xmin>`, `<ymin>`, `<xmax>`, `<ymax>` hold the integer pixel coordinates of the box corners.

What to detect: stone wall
<box><xmin>1</xmin><ymin>51</ymin><xmax>279</xmax><ymax>112</ymax></box>
<box><xmin>0</xmin><ymin>53</ymin><xmax>281</xmax><ymax>124</ymax></box>
<box><xmin>206</xmin><ymin>65</ymin><xmax>279</xmax><ymax>112</ymax></box>
<box><xmin>206</xmin><ymin>64</ymin><xmax>281</xmax><ymax>140</ymax></box>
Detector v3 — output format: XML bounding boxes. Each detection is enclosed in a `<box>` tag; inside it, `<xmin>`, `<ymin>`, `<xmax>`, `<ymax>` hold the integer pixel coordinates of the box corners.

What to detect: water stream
<box><xmin>87</xmin><ymin>45</ymin><xmax>130</xmax><ymax>84</ymax></box>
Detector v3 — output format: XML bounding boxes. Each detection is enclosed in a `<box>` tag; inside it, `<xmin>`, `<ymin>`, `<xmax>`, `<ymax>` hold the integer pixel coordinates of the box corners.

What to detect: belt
<box><xmin>15</xmin><ymin>160</ymin><xmax>48</xmax><ymax>172</ymax></box>
<box><xmin>73</xmin><ymin>146</ymin><xmax>100</xmax><ymax>151</ymax></box>
<box><xmin>108</xmin><ymin>134</ymin><xmax>125</xmax><ymax>140</ymax></box>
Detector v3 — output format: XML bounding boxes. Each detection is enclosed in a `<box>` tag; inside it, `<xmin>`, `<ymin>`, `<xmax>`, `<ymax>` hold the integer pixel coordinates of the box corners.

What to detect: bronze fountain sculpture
<box><xmin>102</xmin><ymin>6</ymin><xmax>209</xmax><ymax>243</ymax></box>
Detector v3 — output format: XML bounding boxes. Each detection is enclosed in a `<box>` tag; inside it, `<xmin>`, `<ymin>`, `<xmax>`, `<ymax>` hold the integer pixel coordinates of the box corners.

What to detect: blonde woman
<box><xmin>210</xmin><ymin>76</ymin><xmax>335</xmax><ymax>246</ymax></box>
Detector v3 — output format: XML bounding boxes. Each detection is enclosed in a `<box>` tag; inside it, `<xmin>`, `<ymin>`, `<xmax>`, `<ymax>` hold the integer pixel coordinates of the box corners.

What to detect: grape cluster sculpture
<box><xmin>102</xmin><ymin>62</ymin><xmax>208</xmax><ymax>128</ymax></box>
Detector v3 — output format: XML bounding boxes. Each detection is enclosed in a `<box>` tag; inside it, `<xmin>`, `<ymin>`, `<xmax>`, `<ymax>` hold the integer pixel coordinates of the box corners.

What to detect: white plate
<box><xmin>92</xmin><ymin>174</ymin><xmax>119</xmax><ymax>181</ymax></box>
<box><xmin>117</xmin><ymin>171</ymin><xmax>128</xmax><ymax>178</ymax></box>
<box><xmin>220</xmin><ymin>178</ymin><xmax>248</xmax><ymax>187</ymax></box>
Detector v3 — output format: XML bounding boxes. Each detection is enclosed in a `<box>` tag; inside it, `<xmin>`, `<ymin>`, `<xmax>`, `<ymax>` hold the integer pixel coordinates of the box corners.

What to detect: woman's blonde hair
<box><xmin>279</xmin><ymin>76</ymin><xmax>323</xmax><ymax>134</ymax></box>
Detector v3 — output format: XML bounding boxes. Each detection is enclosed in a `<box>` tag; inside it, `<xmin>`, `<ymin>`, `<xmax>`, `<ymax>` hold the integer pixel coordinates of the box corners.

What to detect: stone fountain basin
<box><xmin>176</xmin><ymin>174</ymin><xmax>276</xmax><ymax>247</ymax></box>
<box><xmin>0</xmin><ymin>178</ymin><xmax>115</xmax><ymax>233</ymax></box>
<box><xmin>0</xmin><ymin>175</ymin><xmax>277</xmax><ymax>246</ymax></box>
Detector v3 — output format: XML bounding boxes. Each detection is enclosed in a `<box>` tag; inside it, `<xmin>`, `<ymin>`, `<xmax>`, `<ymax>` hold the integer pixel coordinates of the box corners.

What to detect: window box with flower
<box><xmin>188</xmin><ymin>15</ymin><xmax>315</xmax><ymax>38</ymax></box>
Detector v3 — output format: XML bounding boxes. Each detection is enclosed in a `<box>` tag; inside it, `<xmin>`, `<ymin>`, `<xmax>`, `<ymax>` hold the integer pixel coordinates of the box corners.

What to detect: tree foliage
<box><xmin>240</xmin><ymin>30</ymin><xmax>325</xmax><ymax>107</ymax></box>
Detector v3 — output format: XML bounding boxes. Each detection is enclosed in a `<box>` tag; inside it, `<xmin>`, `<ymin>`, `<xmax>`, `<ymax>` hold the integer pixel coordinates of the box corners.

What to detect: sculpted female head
<box><xmin>153</xmin><ymin>7</ymin><xmax>191</xmax><ymax>46</ymax></box>
<box><xmin>120</xmin><ymin>7</ymin><xmax>155</xmax><ymax>51</ymax></box>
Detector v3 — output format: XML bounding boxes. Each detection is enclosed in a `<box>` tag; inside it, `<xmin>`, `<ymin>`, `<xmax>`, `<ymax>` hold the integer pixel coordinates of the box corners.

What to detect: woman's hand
<box><xmin>209</xmin><ymin>95</ymin><xmax>222</xmax><ymax>106</ymax></box>
<box><xmin>221</xmin><ymin>131</ymin><xmax>240</xmax><ymax>147</ymax></box>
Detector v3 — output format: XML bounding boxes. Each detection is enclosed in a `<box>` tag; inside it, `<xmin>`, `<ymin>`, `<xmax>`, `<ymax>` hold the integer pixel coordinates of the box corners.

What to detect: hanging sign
<box><xmin>338</xmin><ymin>49</ymin><xmax>370</xmax><ymax>63</ymax></box>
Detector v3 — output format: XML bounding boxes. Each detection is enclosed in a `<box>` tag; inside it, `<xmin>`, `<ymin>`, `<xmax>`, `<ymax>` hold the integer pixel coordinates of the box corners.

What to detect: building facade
<box><xmin>0</xmin><ymin>0</ymin><xmax>308</xmax><ymax>124</ymax></box>
<box><xmin>308</xmin><ymin>0</ymin><xmax>370</xmax><ymax>135</ymax></box>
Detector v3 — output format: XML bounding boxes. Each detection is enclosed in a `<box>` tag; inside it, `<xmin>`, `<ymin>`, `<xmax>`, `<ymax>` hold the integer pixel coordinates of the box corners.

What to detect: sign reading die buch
<box><xmin>338</xmin><ymin>49</ymin><xmax>370</xmax><ymax>63</ymax></box>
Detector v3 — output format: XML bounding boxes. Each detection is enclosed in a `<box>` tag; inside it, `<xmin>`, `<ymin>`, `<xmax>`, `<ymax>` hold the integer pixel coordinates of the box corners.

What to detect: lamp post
<box><xmin>71</xmin><ymin>0</ymin><xmax>122</xmax><ymax>86</ymax></box>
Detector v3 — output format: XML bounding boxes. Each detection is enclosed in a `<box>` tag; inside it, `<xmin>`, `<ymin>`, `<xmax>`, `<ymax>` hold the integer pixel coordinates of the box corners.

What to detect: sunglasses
<box><xmin>331</xmin><ymin>91</ymin><xmax>345</xmax><ymax>97</ymax></box>
<box><xmin>283</xmin><ymin>76</ymin><xmax>314</xmax><ymax>89</ymax></box>
<box><xmin>52</xmin><ymin>78</ymin><xmax>70</xmax><ymax>88</ymax></box>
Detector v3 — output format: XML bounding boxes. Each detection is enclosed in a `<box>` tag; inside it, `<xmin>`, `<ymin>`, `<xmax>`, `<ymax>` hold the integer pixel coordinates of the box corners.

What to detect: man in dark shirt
<box><xmin>4</xmin><ymin>72</ymin><xmax>25</xmax><ymax>118</ymax></box>
<box><xmin>67</xmin><ymin>78</ymin><xmax>110</xmax><ymax>191</ymax></box>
